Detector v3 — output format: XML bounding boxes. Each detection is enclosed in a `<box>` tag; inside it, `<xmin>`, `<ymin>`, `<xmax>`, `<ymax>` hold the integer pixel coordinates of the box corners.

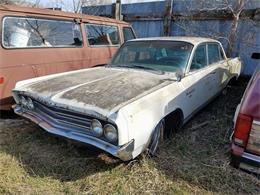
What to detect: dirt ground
<box><xmin>0</xmin><ymin>78</ymin><xmax>259</xmax><ymax>194</ymax></box>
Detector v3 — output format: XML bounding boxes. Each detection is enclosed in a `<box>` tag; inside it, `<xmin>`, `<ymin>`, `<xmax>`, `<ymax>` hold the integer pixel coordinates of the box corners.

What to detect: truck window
<box><xmin>2</xmin><ymin>17</ymin><xmax>83</xmax><ymax>48</ymax></box>
<box><xmin>85</xmin><ymin>24</ymin><xmax>120</xmax><ymax>46</ymax></box>
<box><xmin>123</xmin><ymin>27</ymin><xmax>135</xmax><ymax>41</ymax></box>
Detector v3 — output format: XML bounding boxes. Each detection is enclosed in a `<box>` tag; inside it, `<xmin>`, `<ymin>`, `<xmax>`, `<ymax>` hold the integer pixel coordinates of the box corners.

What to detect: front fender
<box><xmin>118</xmin><ymin>93</ymin><xmax>175</xmax><ymax>158</ymax></box>
<box><xmin>114</xmin><ymin>81</ymin><xmax>184</xmax><ymax>158</ymax></box>
<box><xmin>227</xmin><ymin>57</ymin><xmax>242</xmax><ymax>78</ymax></box>
<box><xmin>108</xmin><ymin>110</ymin><xmax>130</xmax><ymax>146</ymax></box>
<box><xmin>122</xmin><ymin>107</ymin><xmax>161</xmax><ymax>158</ymax></box>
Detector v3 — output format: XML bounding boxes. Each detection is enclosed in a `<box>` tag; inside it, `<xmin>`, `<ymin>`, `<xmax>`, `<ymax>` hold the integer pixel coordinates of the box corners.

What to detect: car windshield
<box><xmin>110</xmin><ymin>41</ymin><xmax>193</xmax><ymax>73</ymax></box>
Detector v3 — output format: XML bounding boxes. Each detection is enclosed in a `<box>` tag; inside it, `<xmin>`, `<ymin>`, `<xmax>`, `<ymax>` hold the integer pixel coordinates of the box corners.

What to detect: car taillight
<box><xmin>0</xmin><ymin>76</ymin><xmax>4</xmax><ymax>84</ymax></box>
<box><xmin>233</xmin><ymin>113</ymin><xmax>252</xmax><ymax>147</ymax></box>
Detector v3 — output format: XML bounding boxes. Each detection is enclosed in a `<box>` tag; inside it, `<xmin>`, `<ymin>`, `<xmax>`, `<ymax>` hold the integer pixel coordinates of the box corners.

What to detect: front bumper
<box><xmin>231</xmin><ymin>143</ymin><xmax>260</xmax><ymax>175</ymax></box>
<box><xmin>13</xmin><ymin>105</ymin><xmax>134</xmax><ymax>161</ymax></box>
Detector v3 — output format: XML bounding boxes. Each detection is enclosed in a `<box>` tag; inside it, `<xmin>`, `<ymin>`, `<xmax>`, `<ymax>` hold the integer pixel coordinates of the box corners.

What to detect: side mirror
<box><xmin>251</xmin><ymin>53</ymin><xmax>260</xmax><ymax>60</ymax></box>
<box><xmin>176</xmin><ymin>71</ymin><xmax>184</xmax><ymax>82</ymax></box>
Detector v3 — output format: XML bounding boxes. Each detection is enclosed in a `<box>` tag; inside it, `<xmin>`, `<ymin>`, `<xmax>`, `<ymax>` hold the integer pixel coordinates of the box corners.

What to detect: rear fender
<box><xmin>227</xmin><ymin>57</ymin><xmax>242</xmax><ymax>78</ymax></box>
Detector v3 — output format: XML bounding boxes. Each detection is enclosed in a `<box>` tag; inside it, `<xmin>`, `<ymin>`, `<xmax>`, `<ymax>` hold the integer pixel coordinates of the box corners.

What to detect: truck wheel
<box><xmin>148</xmin><ymin>120</ymin><xmax>165</xmax><ymax>156</ymax></box>
<box><xmin>230</xmin><ymin>154</ymin><xmax>240</xmax><ymax>168</ymax></box>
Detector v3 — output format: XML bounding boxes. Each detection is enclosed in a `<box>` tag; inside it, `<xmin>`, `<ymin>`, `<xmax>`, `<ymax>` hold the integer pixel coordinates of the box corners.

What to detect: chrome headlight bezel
<box><xmin>20</xmin><ymin>96</ymin><xmax>27</xmax><ymax>107</ymax></box>
<box><xmin>27</xmin><ymin>97</ymin><xmax>34</xmax><ymax>110</ymax></box>
<box><xmin>104</xmin><ymin>124</ymin><xmax>118</xmax><ymax>143</ymax></box>
<box><xmin>91</xmin><ymin>119</ymin><xmax>103</xmax><ymax>137</ymax></box>
<box><xmin>20</xmin><ymin>96</ymin><xmax>34</xmax><ymax>110</ymax></box>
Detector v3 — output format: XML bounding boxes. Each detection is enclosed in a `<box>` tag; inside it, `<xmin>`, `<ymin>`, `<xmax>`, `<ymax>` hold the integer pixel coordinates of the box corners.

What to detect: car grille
<box><xmin>31</xmin><ymin>100</ymin><xmax>95</xmax><ymax>136</ymax></box>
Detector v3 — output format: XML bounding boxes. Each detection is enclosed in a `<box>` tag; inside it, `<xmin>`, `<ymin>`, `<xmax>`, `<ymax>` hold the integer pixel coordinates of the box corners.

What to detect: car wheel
<box><xmin>148</xmin><ymin>120</ymin><xmax>165</xmax><ymax>156</ymax></box>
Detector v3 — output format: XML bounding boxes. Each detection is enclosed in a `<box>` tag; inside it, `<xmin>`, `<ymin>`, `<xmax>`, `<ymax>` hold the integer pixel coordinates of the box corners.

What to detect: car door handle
<box><xmin>210</xmin><ymin>71</ymin><xmax>216</xmax><ymax>74</ymax></box>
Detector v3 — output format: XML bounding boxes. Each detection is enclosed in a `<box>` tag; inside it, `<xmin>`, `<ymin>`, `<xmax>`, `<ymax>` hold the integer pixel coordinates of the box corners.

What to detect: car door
<box><xmin>217</xmin><ymin>44</ymin><xmax>233</xmax><ymax>89</ymax></box>
<box><xmin>183</xmin><ymin>43</ymin><xmax>224</xmax><ymax>115</ymax></box>
<box><xmin>181</xmin><ymin>44</ymin><xmax>211</xmax><ymax>114</ymax></box>
<box><xmin>207</xmin><ymin>43</ymin><xmax>225</xmax><ymax>94</ymax></box>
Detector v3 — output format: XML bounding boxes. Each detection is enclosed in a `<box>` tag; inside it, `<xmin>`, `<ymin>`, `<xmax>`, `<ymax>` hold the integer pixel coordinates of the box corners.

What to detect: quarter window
<box><xmin>190</xmin><ymin>44</ymin><xmax>207</xmax><ymax>70</ymax></box>
<box><xmin>123</xmin><ymin>27</ymin><xmax>135</xmax><ymax>42</ymax></box>
<box><xmin>85</xmin><ymin>24</ymin><xmax>120</xmax><ymax>46</ymax></box>
<box><xmin>3</xmin><ymin>17</ymin><xmax>83</xmax><ymax>48</ymax></box>
<box><xmin>208</xmin><ymin>43</ymin><xmax>221</xmax><ymax>64</ymax></box>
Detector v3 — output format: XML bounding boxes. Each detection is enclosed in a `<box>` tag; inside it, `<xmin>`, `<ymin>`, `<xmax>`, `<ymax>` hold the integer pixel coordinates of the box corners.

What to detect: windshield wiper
<box><xmin>133</xmin><ymin>64</ymin><xmax>163</xmax><ymax>73</ymax></box>
<box><xmin>110</xmin><ymin>64</ymin><xmax>164</xmax><ymax>74</ymax></box>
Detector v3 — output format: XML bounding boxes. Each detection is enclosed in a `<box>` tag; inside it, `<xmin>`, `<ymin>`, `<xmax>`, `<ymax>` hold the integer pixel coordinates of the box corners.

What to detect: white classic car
<box><xmin>12</xmin><ymin>37</ymin><xmax>242</xmax><ymax>161</ymax></box>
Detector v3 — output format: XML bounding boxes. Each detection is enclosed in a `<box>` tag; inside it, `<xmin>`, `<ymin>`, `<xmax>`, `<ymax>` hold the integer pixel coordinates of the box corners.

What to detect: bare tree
<box><xmin>173</xmin><ymin>0</ymin><xmax>252</xmax><ymax>57</ymax></box>
<box><xmin>226</xmin><ymin>0</ymin><xmax>247</xmax><ymax>57</ymax></box>
<box><xmin>0</xmin><ymin>0</ymin><xmax>15</xmax><ymax>5</ymax></box>
<box><xmin>54</xmin><ymin>0</ymin><xmax>106</xmax><ymax>13</ymax></box>
<box><xmin>31</xmin><ymin>0</ymin><xmax>41</xmax><ymax>8</ymax></box>
<box><xmin>72</xmin><ymin>0</ymin><xmax>83</xmax><ymax>13</ymax></box>
<box><xmin>0</xmin><ymin>0</ymin><xmax>41</xmax><ymax>7</ymax></box>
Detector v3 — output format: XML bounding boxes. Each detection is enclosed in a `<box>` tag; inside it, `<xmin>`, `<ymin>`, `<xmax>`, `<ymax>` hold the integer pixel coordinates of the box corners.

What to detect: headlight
<box><xmin>20</xmin><ymin>96</ymin><xmax>34</xmax><ymax>110</ymax></box>
<box><xmin>104</xmin><ymin>124</ymin><xmax>118</xmax><ymax>142</ymax></box>
<box><xmin>27</xmin><ymin>98</ymin><xmax>34</xmax><ymax>110</ymax></box>
<box><xmin>91</xmin><ymin>119</ymin><xmax>103</xmax><ymax>136</ymax></box>
<box><xmin>20</xmin><ymin>96</ymin><xmax>27</xmax><ymax>107</ymax></box>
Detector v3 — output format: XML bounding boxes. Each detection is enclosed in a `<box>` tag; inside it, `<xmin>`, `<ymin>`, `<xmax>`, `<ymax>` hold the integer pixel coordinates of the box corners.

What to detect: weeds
<box><xmin>0</xmin><ymin>79</ymin><xmax>259</xmax><ymax>194</ymax></box>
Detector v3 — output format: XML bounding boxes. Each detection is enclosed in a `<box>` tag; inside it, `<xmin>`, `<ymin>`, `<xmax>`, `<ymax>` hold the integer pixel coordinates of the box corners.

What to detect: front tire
<box><xmin>148</xmin><ymin>120</ymin><xmax>165</xmax><ymax>156</ymax></box>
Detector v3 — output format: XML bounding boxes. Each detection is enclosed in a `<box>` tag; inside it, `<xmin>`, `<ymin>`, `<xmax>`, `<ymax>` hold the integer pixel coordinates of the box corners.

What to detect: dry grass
<box><xmin>0</xmin><ymin>78</ymin><xmax>259</xmax><ymax>194</ymax></box>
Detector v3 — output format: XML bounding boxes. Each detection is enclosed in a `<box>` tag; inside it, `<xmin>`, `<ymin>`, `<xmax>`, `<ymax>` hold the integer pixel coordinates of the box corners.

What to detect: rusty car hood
<box><xmin>19</xmin><ymin>67</ymin><xmax>170</xmax><ymax>117</ymax></box>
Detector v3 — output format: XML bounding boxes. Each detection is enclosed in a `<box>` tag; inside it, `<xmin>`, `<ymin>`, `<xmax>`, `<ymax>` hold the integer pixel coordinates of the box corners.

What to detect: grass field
<box><xmin>0</xmin><ymin>79</ymin><xmax>259</xmax><ymax>194</ymax></box>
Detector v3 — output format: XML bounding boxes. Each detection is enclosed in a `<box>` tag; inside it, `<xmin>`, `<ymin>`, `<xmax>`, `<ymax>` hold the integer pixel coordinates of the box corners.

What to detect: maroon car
<box><xmin>231</xmin><ymin>53</ymin><xmax>260</xmax><ymax>174</ymax></box>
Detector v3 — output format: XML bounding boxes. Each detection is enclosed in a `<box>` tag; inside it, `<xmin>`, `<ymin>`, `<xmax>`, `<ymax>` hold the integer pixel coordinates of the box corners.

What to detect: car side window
<box><xmin>123</xmin><ymin>27</ymin><xmax>135</xmax><ymax>42</ymax></box>
<box><xmin>190</xmin><ymin>44</ymin><xmax>207</xmax><ymax>71</ymax></box>
<box><xmin>208</xmin><ymin>43</ymin><xmax>221</xmax><ymax>64</ymax></box>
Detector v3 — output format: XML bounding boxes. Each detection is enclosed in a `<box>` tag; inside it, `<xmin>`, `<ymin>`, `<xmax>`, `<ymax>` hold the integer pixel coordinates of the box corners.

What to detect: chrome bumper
<box><xmin>231</xmin><ymin>142</ymin><xmax>260</xmax><ymax>175</ymax></box>
<box><xmin>239</xmin><ymin>152</ymin><xmax>260</xmax><ymax>175</ymax></box>
<box><xmin>230</xmin><ymin>120</ymin><xmax>260</xmax><ymax>174</ymax></box>
<box><xmin>13</xmin><ymin>105</ymin><xmax>134</xmax><ymax>161</ymax></box>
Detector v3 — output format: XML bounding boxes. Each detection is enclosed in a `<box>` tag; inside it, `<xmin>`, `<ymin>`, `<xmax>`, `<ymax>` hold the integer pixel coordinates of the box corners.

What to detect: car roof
<box><xmin>128</xmin><ymin>36</ymin><xmax>219</xmax><ymax>45</ymax></box>
<box><xmin>0</xmin><ymin>5</ymin><xmax>129</xmax><ymax>25</ymax></box>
